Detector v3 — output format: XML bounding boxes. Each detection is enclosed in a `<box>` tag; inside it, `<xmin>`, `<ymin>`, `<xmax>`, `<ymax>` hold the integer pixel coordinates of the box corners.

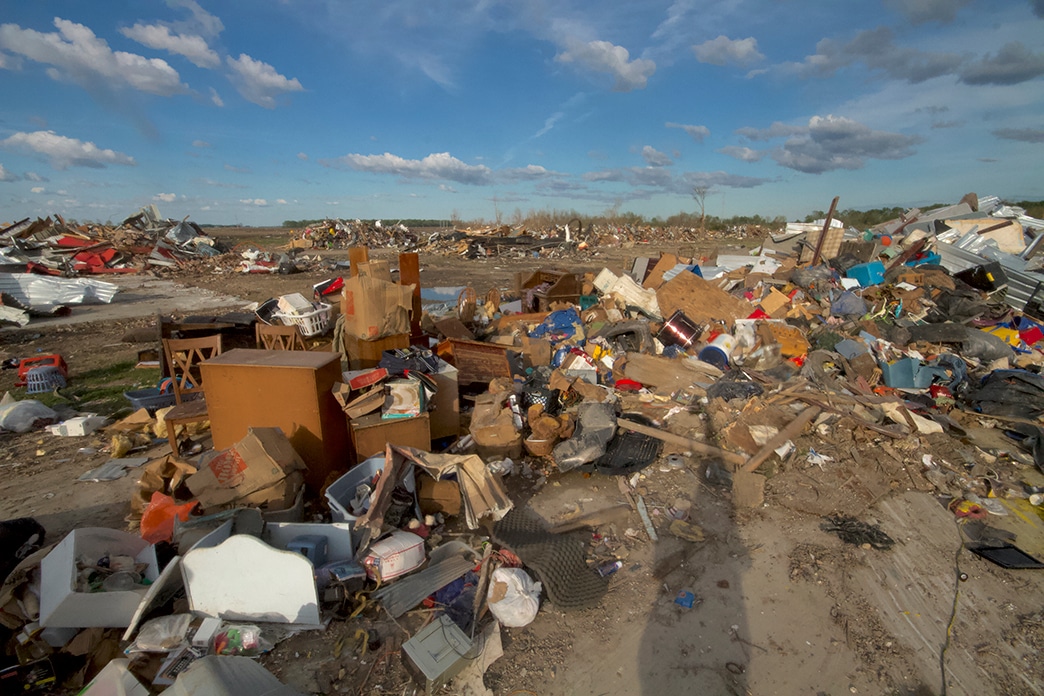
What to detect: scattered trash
<box><xmin>6</xmin><ymin>191</ymin><xmax>1044</xmax><ymax>692</ymax></box>
<box><xmin>819</xmin><ymin>516</ymin><xmax>895</xmax><ymax>551</ymax></box>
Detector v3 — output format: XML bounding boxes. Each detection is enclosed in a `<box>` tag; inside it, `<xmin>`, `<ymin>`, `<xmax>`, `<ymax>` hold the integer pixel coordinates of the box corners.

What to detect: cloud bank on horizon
<box><xmin>0</xmin><ymin>0</ymin><xmax>1041</xmax><ymax>224</ymax></box>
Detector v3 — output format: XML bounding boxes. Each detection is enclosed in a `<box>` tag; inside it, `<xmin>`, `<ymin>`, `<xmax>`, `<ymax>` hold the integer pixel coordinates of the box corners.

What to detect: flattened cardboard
<box><xmin>397</xmin><ymin>447</ymin><xmax>513</xmax><ymax>529</ymax></box>
<box><xmin>332</xmin><ymin>382</ymin><xmax>384</xmax><ymax>420</ymax></box>
<box><xmin>341</xmin><ymin>275</ymin><xmax>415</xmax><ymax>340</ymax></box>
<box><xmin>186</xmin><ymin>428</ymin><xmax>305</xmax><ymax>512</ymax></box>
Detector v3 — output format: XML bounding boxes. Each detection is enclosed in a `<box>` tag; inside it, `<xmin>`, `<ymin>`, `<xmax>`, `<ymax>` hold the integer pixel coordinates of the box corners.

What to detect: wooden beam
<box><xmin>398</xmin><ymin>252</ymin><xmax>423</xmax><ymax>343</ymax></box>
<box><xmin>810</xmin><ymin>196</ymin><xmax>839</xmax><ymax>266</ymax></box>
<box><xmin>348</xmin><ymin>246</ymin><xmax>369</xmax><ymax>277</ymax></box>
<box><xmin>741</xmin><ymin>406</ymin><xmax>821</xmax><ymax>473</ymax></box>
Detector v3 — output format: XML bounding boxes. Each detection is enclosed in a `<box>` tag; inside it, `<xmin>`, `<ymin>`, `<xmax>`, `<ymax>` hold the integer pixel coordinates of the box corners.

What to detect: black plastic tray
<box><xmin>967</xmin><ymin>543</ymin><xmax>1044</xmax><ymax>569</ymax></box>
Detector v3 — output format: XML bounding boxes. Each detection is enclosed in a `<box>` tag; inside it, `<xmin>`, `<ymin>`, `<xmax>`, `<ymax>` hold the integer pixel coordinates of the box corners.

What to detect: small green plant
<box><xmin>16</xmin><ymin>361</ymin><xmax>160</xmax><ymax>417</ymax></box>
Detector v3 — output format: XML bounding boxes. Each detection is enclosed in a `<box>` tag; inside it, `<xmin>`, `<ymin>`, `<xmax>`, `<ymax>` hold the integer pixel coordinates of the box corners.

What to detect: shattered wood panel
<box><xmin>656</xmin><ymin>270</ymin><xmax>753</xmax><ymax>325</ymax></box>
<box><xmin>799</xmin><ymin>224</ymin><xmax>845</xmax><ymax>264</ymax></box>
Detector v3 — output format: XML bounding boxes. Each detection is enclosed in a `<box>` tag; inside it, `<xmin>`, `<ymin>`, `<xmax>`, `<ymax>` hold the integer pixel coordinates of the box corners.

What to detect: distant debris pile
<box><xmin>0</xmin><ymin>205</ymin><xmax>225</xmax><ymax>276</ymax></box>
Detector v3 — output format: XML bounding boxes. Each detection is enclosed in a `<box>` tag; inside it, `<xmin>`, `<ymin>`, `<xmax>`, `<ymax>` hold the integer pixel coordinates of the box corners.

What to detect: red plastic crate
<box><xmin>16</xmin><ymin>355</ymin><xmax>68</xmax><ymax>387</ymax></box>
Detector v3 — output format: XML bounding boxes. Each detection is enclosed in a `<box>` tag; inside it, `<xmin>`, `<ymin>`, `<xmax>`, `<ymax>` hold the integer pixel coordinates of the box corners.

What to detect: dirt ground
<box><xmin>1</xmin><ymin>228</ymin><xmax>1042</xmax><ymax>696</ymax></box>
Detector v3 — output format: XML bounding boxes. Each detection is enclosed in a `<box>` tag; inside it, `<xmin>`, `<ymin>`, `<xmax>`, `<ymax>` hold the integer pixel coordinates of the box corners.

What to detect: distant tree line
<box><xmin>278</xmin><ymin>199</ymin><xmax>1043</xmax><ymax>233</ymax></box>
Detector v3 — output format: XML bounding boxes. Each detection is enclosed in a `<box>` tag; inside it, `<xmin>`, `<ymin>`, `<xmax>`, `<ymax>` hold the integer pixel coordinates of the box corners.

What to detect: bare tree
<box><xmin>693</xmin><ymin>185</ymin><xmax>710</xmax><ymax>235</ymax></box>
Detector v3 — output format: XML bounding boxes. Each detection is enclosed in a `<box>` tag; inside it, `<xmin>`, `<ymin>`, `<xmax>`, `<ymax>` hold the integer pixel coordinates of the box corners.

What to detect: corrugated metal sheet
<box><xmin>0</xmin><ymin>273</ymin><xmax>119</xmax><ymax>308</ymax></box>
<box><xmin>936</xmin><ymin>242</ymin><xmax>1044</xmax><ymax>312</ymax></box>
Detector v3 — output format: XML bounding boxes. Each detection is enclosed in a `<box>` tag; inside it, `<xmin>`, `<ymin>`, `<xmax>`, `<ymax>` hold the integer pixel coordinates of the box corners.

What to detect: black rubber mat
<box><xmin>593</xmin><ymin>414</ymin><xmax>663</xmax><ymax>476</ymax></box>
<box><xmin>492</xmin><ymin>506</ymin><xmax>609</xmax><ymax>610</ymax></box>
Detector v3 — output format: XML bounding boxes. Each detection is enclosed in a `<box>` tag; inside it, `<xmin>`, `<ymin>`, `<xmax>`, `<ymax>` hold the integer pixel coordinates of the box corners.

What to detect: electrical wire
<box><xmin>938</xmin><ymin>517</ymin><xmax>965</xmax><ymax>696</ymax></box>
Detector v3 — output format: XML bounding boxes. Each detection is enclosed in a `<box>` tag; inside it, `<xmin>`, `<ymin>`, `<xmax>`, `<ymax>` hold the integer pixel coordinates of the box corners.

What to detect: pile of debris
<box><xmin>0</xmin><ymin>191</ymin><xmax>1042</xmax><ymax>693</ymax></box>
<box><xmin>0</xmin><ymin>206</ymin><xmax>224</xmax><ymax>277</ymax></box>
<box><xmin>286</xmin><ymin>217</ymin><xmax>774</xmax><ymax>260</ymax></box>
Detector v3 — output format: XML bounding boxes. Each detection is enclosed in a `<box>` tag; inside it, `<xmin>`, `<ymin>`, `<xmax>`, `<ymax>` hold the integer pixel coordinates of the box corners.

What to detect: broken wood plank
<box><xmin>548</xmin><ymin>503</ymin><xmax>632</xmax><ymax>534</ymax></box>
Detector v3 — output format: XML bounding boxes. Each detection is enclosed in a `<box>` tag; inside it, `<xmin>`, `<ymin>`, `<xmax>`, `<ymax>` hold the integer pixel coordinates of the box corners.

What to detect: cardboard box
<box><xmin>343</xmin><ymin>333</ymin><xmax>410</xmax><ymax>370</ymax></box>
<box><xmin>418</xmin><ymin>477</ymin><xmax>462</xmax><ymax>516</ymax></box>
<box><xmin>351</xmin><ymin>412</ymin><xmax>430</xmax><ymax>459</ymax></box>
<box><xmin>332</xmin><ymin>383</ymin><xmax>384</xmax><ymax>420</ymax></box>
<box><xmin>519</xmin><ymin>336</ymin><xmax>551</xmax><ymax>368</ymax></box>
<box><xmin>341</xmin><ymin>275</ymin><xmax>416</xmax><ymax>340</ymax></box>
<box><xmin>343</xmin><ymin>368</ymin><xmax>389</xmax><ymax>391</ymax></box>
<box><xmin>469</xmin><ymin>396</ymin><xmax>522</xmax><ymax>460</ymax></box>
<box><xmin>40</xmin><ymin>528</ymin><xmax>160</xmax><ymax>628</ymax></box>
<box><xmin>357</xmin><ymin>260</ymin><xmax>392</xmax><ymax>281</ymax></box>
<box><xmin>186</xmin><ymin>428</ymin><xmax>306</xmax><ymax>512</ymax></box>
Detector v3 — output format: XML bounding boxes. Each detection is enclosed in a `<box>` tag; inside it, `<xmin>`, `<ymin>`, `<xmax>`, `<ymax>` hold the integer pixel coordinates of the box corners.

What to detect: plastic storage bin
<box><xmin>124</xmin><ymin>387</ymin><xmax>177</xmax><ymax>412</ymax></box>
<box><xmin>325</xmin><ymin>454</ymin><xmax>418</xmax><ymax>523</ymax></box>
<box><xmin>274</xmin><ymin>303</ymin><xmax>331</xmax><ymax>337</ymax></box>
<box><xmin>846</xmin><ymin>261</ymin><xmax>885</xmax><ymax>287</ymax></box>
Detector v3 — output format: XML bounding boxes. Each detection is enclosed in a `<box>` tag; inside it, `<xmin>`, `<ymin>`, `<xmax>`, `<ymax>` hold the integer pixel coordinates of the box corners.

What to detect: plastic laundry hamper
<box><xmin>25</xmin><ymin>366</ymin><xmax>67</xmax><ymax>394</ymax></box>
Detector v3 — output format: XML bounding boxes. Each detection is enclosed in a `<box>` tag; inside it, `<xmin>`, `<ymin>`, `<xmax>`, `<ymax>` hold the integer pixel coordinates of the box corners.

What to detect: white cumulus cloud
<box><xmin>0</xmin><ymin>164</ymin><xmax>18</xmax><ymax>182</ymax></box>
<box><xmin>227</xmin><ymin>54</ymin><xmax>303</xmax><ymax>108</ymax></box>
<box><xmin>719</xmin><ymin>146</ymin><xmax>765</xmax><ymax>162</ymax></box>
<box><xmin>666</xmin><ymin>122</ymin><xmax>710</xmax><ymax>142</ymax></box>
<box><xmin>31</xmin><ymin>186</ymin><xmax>45</xmax><ymax>193</ymax></box>
<box><xmin>0</xmin><ymin>130</ymin><xmax>136</xmax><ymax>169</ymax></box>
<box><xmin>693</xmin><ymin>36</ymin><xmax>764</xmax><ymax>66</ymax></box>
<box><xmin>154</xmin><ymin>192</ymin><xmax>176</xmax><ymax>202</ymax></box>
<box><xmin>329</xmin><ymin>151</ymin><xmax>494</xmax><ymax>185</ymax></box>
<box><xmin>641</xmin><ymin>146</ymin><xmax>672</xmax><ymax>167</ymax></box>
<box><xmin>0</xmin><ymin>18</ymin><xmax>186</xmax><ymax>96</ymax></box>
<box><xmin>240</xmin><ymin>198</ymin><xmax>268</xmax><ymax>206</ymax></box>
<box><xmin>556</xmin><ymin>40</ymin><xmax>655</xmax><ymax>91</ymax></box>
<box><xmin>119</xmin><ymin>23</ymin><xmax>219</xmax><ymax>68</ymax></box>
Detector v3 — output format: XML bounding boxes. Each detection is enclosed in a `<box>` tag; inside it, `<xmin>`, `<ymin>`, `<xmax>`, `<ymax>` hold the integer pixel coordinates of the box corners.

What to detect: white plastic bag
<box><xmin>130</xmin><ymin>613</ymin><xmax>192</xmax><ymax>653</ymax></box>
<box><xmin>0</xmin><ymin>394</ymin><xmax>57</xmax><ymax>433</ymax></box>
<box><xmin>486</xmin><ymin>567</ymin><xmax>541</xmax><ymax>627</ymax></box>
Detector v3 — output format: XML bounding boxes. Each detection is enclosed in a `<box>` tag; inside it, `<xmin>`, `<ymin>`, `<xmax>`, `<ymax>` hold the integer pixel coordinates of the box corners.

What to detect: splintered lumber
<box><xmin>549</xmin><ymin>504</ymin><xmax>633</xmax><ymax>534</ymax></box>
<box><xmin>616</xmin><ymin>418</ymin><xmax>746</xmax><ymax>467</ymax></box>
<box><xmin>741</xmin><ymin>406</ymin><xmax>822</xmax><ymax>473</ymax></box>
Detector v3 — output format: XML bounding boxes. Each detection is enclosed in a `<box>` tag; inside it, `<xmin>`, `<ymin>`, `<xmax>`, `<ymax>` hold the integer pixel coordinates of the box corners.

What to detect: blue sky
<box><xmin>0</xmin><ymin>0</ymin><xmax>1042</xmax><ymax>227</ymax></box>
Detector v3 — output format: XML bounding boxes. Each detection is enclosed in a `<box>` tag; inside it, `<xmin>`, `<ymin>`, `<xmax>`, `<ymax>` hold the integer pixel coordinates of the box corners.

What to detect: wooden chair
<box><xmin>161</xmin><ymin>335</ymin><xmax>223</xmax><ymax>458</ymax></box>
<box><xmin>255</xmin><ymin>322</ymin><xmax>307</xmax><ymax>351</ymax></box>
